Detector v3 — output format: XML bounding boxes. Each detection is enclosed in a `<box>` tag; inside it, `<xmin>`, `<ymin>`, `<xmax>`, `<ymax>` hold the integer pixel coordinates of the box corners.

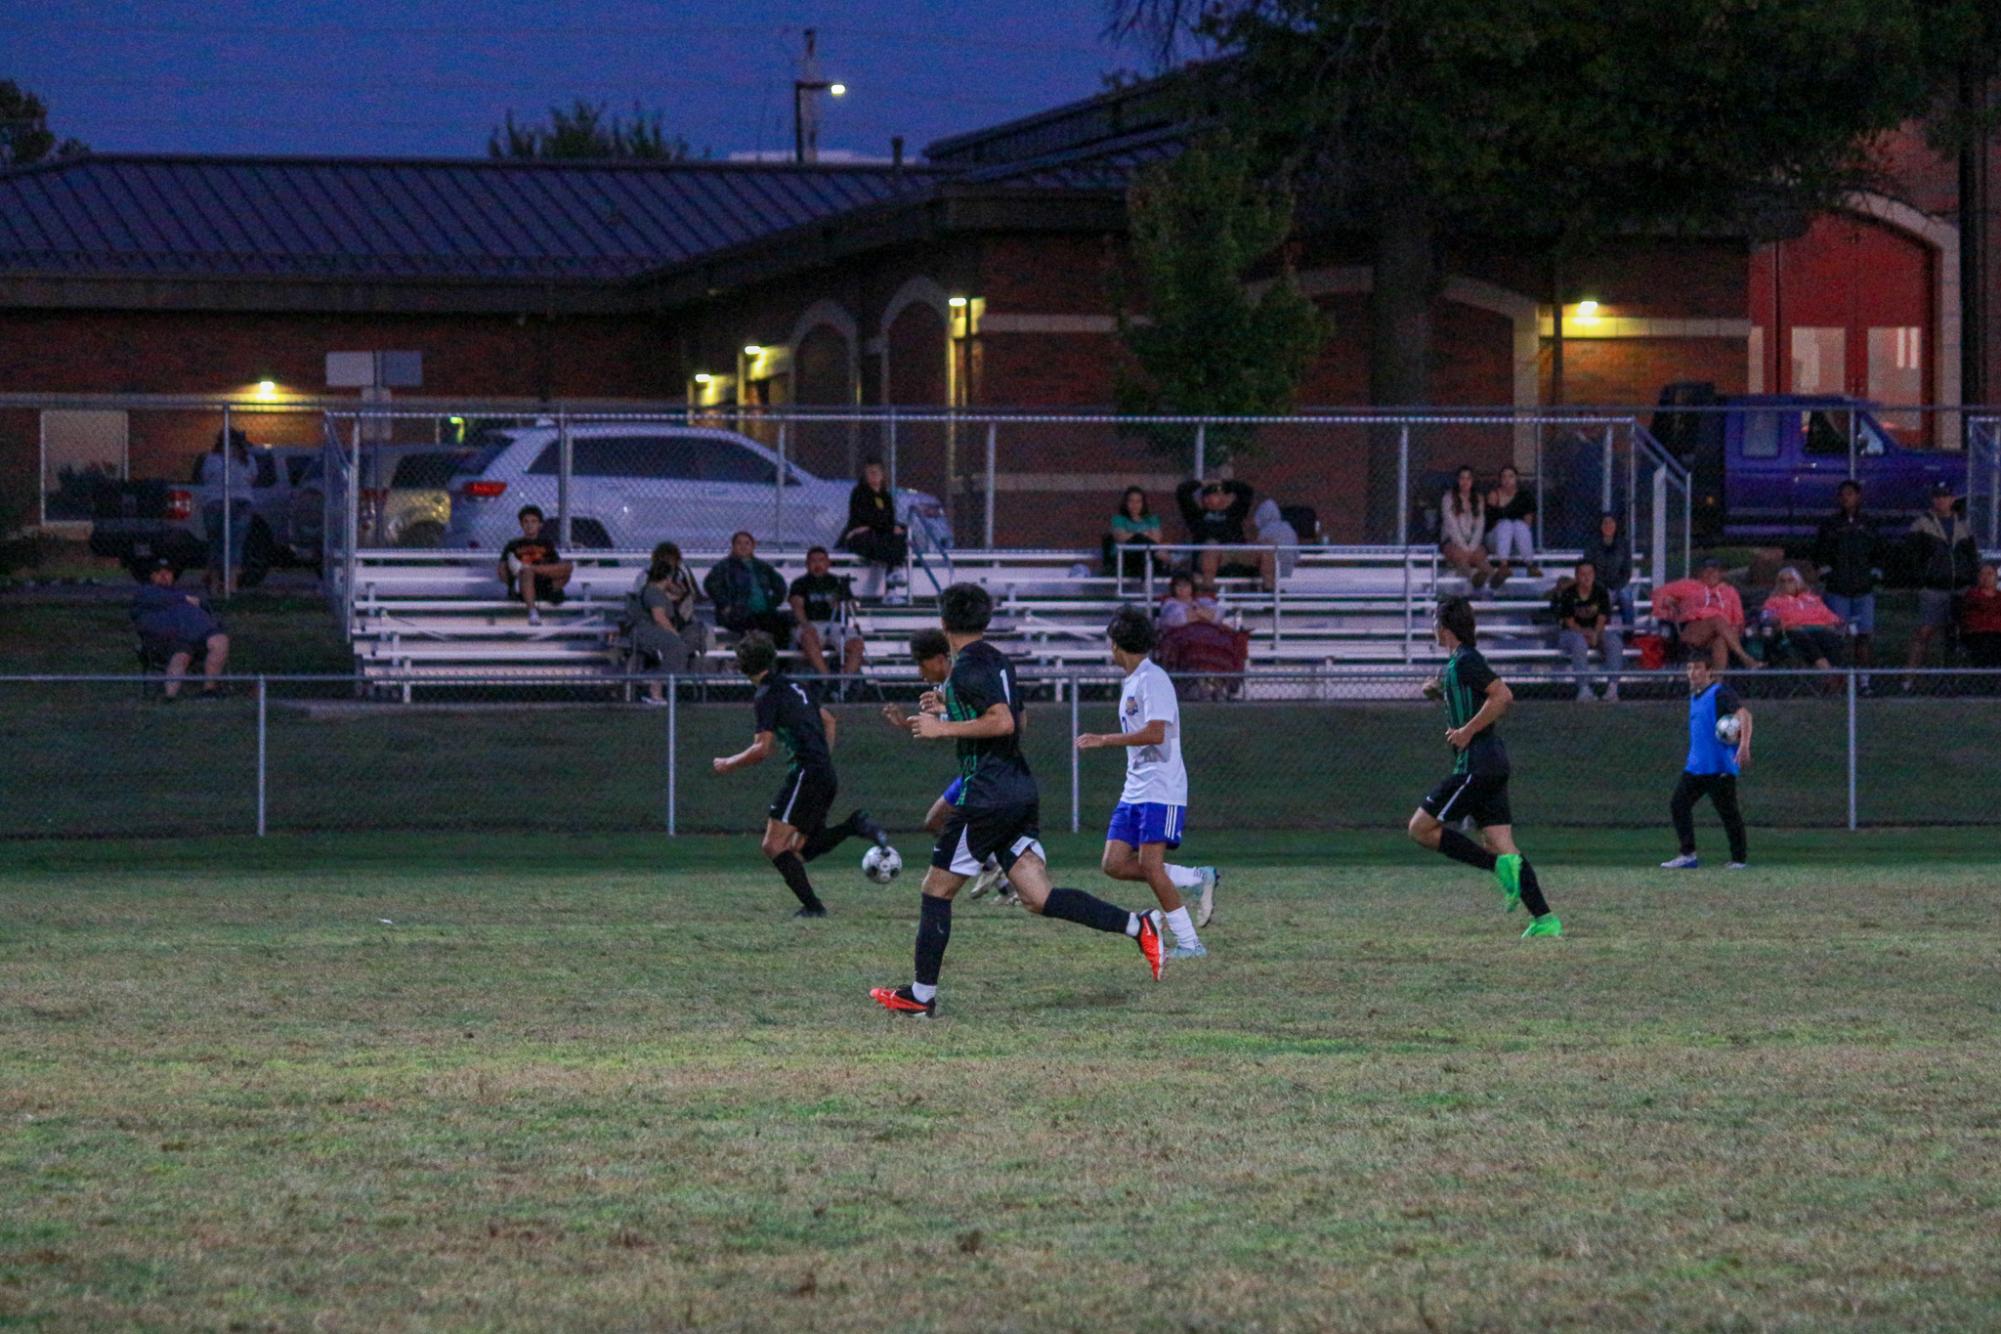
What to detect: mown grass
<box><xmin>2</xmin><ymin>831</ymin><xmax>1997</xmax><ymax>1330</ymax></box>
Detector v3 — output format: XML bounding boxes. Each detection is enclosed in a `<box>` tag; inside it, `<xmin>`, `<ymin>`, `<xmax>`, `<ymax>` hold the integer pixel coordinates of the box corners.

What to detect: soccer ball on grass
<box><xmin>1715</xmin><ymin>713</ymin><xmax>1743</xmax><ymax>745</ymax></box>
<box><xmin>862</xmin><ymin>845</ymin><xmax>903</xmax><ymax>885</ymax></box>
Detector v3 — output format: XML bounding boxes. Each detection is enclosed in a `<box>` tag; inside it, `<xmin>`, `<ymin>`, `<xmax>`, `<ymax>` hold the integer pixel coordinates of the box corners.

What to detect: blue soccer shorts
<box><xmin>1106</xmin><ymin>800</ymin><xmax>1187</xmax><ymax>849</ymax></box>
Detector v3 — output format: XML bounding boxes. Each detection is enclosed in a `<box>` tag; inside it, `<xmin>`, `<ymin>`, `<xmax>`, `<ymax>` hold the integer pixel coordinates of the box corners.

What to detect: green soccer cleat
<box><xmin>1520</xmin><ymin>913</ymin><xmax>1563</xmax><ymax>939</ymax></box>
<box><xmin>1492</xmin><ymin>854</ymin><xmax>1523</xmax><ymax>914</ymax></box>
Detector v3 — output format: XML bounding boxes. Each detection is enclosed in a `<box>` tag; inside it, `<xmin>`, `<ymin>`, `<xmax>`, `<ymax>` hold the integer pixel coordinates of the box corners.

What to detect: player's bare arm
<box><xmin>820</xmin><ymin>707</ymin><xmax>839</xmax><ymax>750</ymax></box>
<box><xmin>1735</xmin><ymin>706</ymin><xmax>1754</xmax><ymax>767</ymax></box>
<box><xmin>911</xmin><ymin>701</ymin><xmax>1013</xmax><ymax>741</ymax></box>
<box><xmin>1446</xmin><ymin>679</ymin><xmax>1512</xmax><ymax>750</ymax></box>
<box><xmin>1076</xmin><ymin>719</ymin><xmax>1167</xmax><ymax>750</ymax></box>
<box><xmin>713</xmin><ymin>730</ymin><xmax>775</xmax><ymax>774</ymax></box>
<box><xmin>917</xmin><ymin>688</ymin><xmax>946</xmax><ymax>716</ymax></box>
<box><xmin>880</xmin><ymin>702</ymin><xmax>909</xmax><ymax>729</ymax></box>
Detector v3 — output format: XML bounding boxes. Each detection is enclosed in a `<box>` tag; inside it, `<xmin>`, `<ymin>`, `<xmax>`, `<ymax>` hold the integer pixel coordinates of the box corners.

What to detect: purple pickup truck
<box><xmin>1652</xmin><ymin>387</ymin><xmax>1963</xmax><ymax>545</ymax></box>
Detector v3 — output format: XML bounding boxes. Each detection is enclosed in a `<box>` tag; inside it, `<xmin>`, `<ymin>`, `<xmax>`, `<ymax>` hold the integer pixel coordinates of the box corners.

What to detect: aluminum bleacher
<box><xmin>336</xmin><ymin>545</ymin><xmax>1653</xmax><ymax>697</ymax></box>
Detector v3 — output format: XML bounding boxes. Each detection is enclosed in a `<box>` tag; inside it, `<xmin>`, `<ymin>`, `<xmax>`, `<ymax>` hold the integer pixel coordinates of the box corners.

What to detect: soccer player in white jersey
<box><xmin>1075</xmin><ymin>606</ymin><xmax>1218</xmax><ymax>958</ymax></box>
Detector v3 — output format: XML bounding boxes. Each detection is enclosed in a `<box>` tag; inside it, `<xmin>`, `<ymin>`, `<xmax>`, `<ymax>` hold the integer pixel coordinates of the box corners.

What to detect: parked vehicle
<box><xmin>1652</xmin><ymin>385</ymin><xmax>1961</xmax><ymax>545</ymax></box>
<box><xmin>89</xmin><ymin>445</ymin><xmax>322</xmax><ymax>581</ymax></box>
<box><xmin>439</xmin><ymin>424</ymin><xmax>948</xmax><ymax>553</ymax></box>
<box><xmin>351</xmin><ymin>444</ymin><xmax>476</xmax><ymax>547</ymax></box>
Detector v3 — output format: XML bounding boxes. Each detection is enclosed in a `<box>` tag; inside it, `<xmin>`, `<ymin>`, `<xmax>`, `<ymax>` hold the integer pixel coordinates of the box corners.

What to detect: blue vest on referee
<box><xmin>1686</xmin><ymin>684</ymin><xmax>1739</xmax><ymax>776</ymax></box>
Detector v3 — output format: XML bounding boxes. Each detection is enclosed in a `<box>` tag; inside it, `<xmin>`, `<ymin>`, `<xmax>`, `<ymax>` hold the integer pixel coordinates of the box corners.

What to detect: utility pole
<box><xmin>792</xmin><ymin>29</ymin><xmax>846</xmax><ymax>164</ymax></box>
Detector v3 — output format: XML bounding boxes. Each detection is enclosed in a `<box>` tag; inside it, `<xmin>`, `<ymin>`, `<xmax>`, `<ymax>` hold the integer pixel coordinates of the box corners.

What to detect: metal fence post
<box><xmin>1846</xmin><ymin>667</ymin><xmax>1858</xmax><ymax>831</ymax></box>
<box><xmin>1600</xmin><ymin>422</ymin><xmax>1614</xmax><ymax>517</ymax></box>
<box><xmin>983</xmin><ymin>421</ymin><xmax>997</xmax><ymax>547</ymax></box>
<box><xmin>1194</xmin><ymin>422</ymin><xmax>1206</xmax><ymax>481</ymax></box>
<box><xmin>1534</xmin><ymin>428</ymin><xmax>1546</xmax><ymax>551</ymax></box>
<box><xmin>774</xmin><ymin>421</ymin><xmax>788</xmax><ymax>545</ymax></box>
<box><xmin>1396</xmin><ymin>424</ymin><xmax>1410</xmax><ymax>548</ymax></box>
<box><xmin>1069</xmin><ymin>675</ymin><xmax>1081</xmax><ymax>834</ymax></box>
<box><xmin>255</xmin><ymin>674</ymin><xmax>267</xmax><ymax>837</ymax></box>
<box><xmin>220</xmin><ymin>403</ymin><xmax>233</xmax><ymax>599</ymax></box>
<box><xmin>556</xmin><ymin>413</ymin><xmax>573</xmax><ymax>547</ymax></box>
<box><xmin>666</xmin><ymin>676</ymin><xmax>678</xmax><ymax>837</ymax></box>
<box><xmin>887</xmin><ymin>408</ymin><xmax>898</xmax><ymax>494</ymax></box>
<box><xmin>1272</xmin><ymin>555</ymin><xmax>1282</xmax><ymax>649</ymax></box>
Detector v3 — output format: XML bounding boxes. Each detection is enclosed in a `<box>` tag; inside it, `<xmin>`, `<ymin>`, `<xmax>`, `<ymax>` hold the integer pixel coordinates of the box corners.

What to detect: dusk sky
<box><xmin>5</xmin><ymin>1</ymin><xmax>1153</xmax><ymax>162</ymax></box>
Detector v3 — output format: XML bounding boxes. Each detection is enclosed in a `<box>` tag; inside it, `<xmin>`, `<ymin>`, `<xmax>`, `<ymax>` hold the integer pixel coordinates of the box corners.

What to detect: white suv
<box><xmin>440</xmin><ymin>424</ymin><xmax>947</xmax><ymax>552</ymax></box>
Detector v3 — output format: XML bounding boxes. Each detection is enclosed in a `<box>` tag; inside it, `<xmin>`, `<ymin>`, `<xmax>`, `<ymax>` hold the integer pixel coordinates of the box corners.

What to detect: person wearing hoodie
<box><xmin>1813</xmin><ymin>480</ymin><xmax>1885</xmax><ymax>673</ymax></box>
<box><xmin>1904</xmin><ymin>483</ymin><xmax>1979</xmax><ymax>681</ymax></box>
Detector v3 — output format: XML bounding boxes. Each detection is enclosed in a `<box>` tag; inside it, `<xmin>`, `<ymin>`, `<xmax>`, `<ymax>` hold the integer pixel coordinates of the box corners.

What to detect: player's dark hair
<box><xmin>730</xmin><ymin>529</ymin><xmax>754</xmax><ymax>546</ymax></box>
<box><xmin>1838</xmin><ymin>478</ymin><xmax>1861</xmax><ymax>495</ymax></box>
<box><xmin>517</xmin><ymin>504</ymin><xmax>544</xmax><ymax>522</ymax></box>
<box><xmin>940</xmin><ymin>582</ymin><xmax>993</xmax><ymax>634</ymax></box>
<box><xmin>807</xmin><ymin>545</ymin><xmax>829</xmax><ymax>559</ymax></box>
<box><xmin>735</xmin><ymin>630</ymin><xmax>777</xmax><ymax>678</ymax></box>
<box><xmin>1107</xmin><ymin>605</ymin><xmax>1157</xmax><ymax>655</ymax></box>
<box><xmin>1436</xmin><ymin>595</ymin><xmax>1478</xmax><ymax>646</ymax></box>
<box><xmin>647</xmin><ymin>542</ymin><xmax>684</xmax><ymax>582</ymax></box>
<box><xmin>908</xmin><ymin>628</ymin><xmax>950</xmax><ymax>662</ymax></box>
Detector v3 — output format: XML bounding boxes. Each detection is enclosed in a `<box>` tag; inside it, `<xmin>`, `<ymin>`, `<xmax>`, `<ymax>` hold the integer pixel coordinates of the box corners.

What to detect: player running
<box><xmin>1406</xmin><ymin>596</ymin><xmax>1563</xmax><ymax>939</ymax></box>
<box><xmin>1075</xmin><ymin>607</ymin><xmax>1218</xmax><ymax>958</ymax></box>
<box><xmin>711</xmin><ymin>631</ymin><xmax>888</xmax><ymax>918</ymax></box>
<box><xmin>870</xmin><ymin>583</ymin><xmax>1165</xmax><ymax>1017</ymax></box>
<box><xmin>1660</xmin><ymin>658</ymin><xmax>1752</xmax><ymax>869</ymax></box>
<box><xmin>879</xmin><ymin>629</ymin><xmax>1016</xmax><ymax>903</ymax></box>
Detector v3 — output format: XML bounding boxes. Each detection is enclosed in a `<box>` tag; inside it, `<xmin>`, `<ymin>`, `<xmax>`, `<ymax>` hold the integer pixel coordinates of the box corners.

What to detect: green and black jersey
<box><xmin>1440</xmin><ymin>646</ymin><xmax>1510</xmax><ymax>777</ymax></box>
<box><xmin>943</xmin><ymin>639</ymin><xmax>1036</xmax><ymax>809</ymax></box>
<box><xmin>753</xmin><ymin>672</ymin><xmax>832</xmax><ymax>774</ymax></box>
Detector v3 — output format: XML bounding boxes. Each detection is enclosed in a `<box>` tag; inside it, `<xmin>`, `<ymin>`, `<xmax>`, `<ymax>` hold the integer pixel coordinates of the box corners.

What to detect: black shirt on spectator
<box><xmin>789</xmin><ymin>572</ymin><xmax>847</xmax><ymax>623</ymax></box>
<box><xmin>1553</xmin><ymin>582</ymin><xmax>1612</xmax><ymax>629</ymax></box>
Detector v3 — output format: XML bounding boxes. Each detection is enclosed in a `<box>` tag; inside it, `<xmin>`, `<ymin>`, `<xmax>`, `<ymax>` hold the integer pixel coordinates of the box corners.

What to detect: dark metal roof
<box><xmin>0</xmin><ymin>154</ymin><xmax>946</xmax><ymax>281</ymax></box>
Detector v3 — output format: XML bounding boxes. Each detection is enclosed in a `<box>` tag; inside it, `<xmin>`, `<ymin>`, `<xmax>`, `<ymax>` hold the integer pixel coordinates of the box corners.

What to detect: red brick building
<box><xmin>0</xmin><ymin>80</ymin><xmax>1989</xmax><ymax>542</ymax></box>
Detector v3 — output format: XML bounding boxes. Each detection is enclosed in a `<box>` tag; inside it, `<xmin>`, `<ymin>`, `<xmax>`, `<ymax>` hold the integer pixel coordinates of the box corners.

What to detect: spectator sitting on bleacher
<box><xmin>497</xmin><ymin>505</ymin><xmax>573</xmax><ymax>626</ymax></box>
<box><xmin>1588</xmin><ymin>512</ymin><xmax>1635</xmax><ymax>626</ymax></box>
<box><xmin>1485</xmin><ymin>464</ymin><xmax>1539</xmax><ymax>583</ymax></box>
<box><xmin>1961</xmin><ymin>561</ymin><xmax>2001</xmax><ymax>668</ymax></box>
<box><xmin>1760</xmin><ymin>567</ymin><xmax>1847</xmax><ymax>670</ymax></box>
<box><xmin>842</xmin><ymin>460</ymin><xmax>909</xmax><ymax>600</ymax></box>
<box><xmin>130</xmin><ymin>558</ymin><xmax>229</xmax><ymax>700</ymax></box>
<box><xmin>1176</xmin><ymin>470</ymin><xmax>1256</xmax><ymax>582</ymax></box>
<box><xmin>704</xmin><ymin>530</ymin><xmax>791</xmax><ymax>646</ymax></box>
<box><xmin>1654</xmin><ymin>558</ymin><xmax>1759</xmax><ymax>672</ymax></box>
<box><xmin>1553</xmin><ymin>559</ymin><xmax>1624</xmax><ymax>701</ymax></box>
<box><xmin>628</xmin><ymin>541</ymin><xmax>706</xmax><ymax>705</ymax></box>
<box><xmin>1249</xmin><ymin>498</ymin><xmax>1298</xmax><ymax>591</ymax></box>
<box><xmin>1158</xmin><ymin>570</ymin><xmax>1223</xmax><ymax>628</ymax></box>
<box><xmin>1439</xmin><ymin>465</ymin><xmax>1495</xmax><ymax>590</ymax></box>
<box><xmin>790</xmin><ymin>545</ymin><xmax>864</xmax><ymax>683</ymax></box>
<box><xmin>1105</xmin><ymin>486</ymin><xmax>1164</xmax><ymax>578</ymax></box>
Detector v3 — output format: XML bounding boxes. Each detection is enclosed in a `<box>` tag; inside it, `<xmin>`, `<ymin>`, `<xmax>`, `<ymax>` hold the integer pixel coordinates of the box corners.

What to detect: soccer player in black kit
<box><xmin>711</xmin><ymin>631</ymin><xmax>887</xmax><ymax>917</ymax></box>
<box><xmin>1406</xmin><ymin>597</ymin><xmax>1564</xmax><ymax>939</ymax></box>
<box><xmin>871</xmin><ymin>583</ymin><xmax>1164</xmax><ymax>1016</ymax></box>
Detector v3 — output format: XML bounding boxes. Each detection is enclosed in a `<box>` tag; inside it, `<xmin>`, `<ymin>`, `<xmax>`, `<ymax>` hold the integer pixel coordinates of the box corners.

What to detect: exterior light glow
<box><xmin>1574</xmin><ymin>299</ymin><xmax>1600</xmax><ymax>317</ymax></box>
<box><xmin>743</xmin><ymin>344</ymin><xmax>763</xmax><ymax>356</ymax></box>
<box><xmin>255</xmin><ymin>379</ymin><xmax>278</xmax><ymax>399</ymax></box>
<box><xmin>829</xmin><ymin>83</ymin><xmax>847</xmax><ymax>97</ymax></box>
<box><xmin>694</xmin><ymin>373</ymin><xmax>714</xmax><ymax>384</ymax></box>
<box><xmin>947</xmin><ymin>295</ymin><xmax>969</xmax><ymax>308</ymax></box>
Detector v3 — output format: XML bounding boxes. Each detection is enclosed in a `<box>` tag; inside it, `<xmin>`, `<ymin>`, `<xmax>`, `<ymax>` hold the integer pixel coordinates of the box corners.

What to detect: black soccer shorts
<box><xmin>1421</xmin><ymin>771</ymin><xmax>1513</xmax><ymax>828</ymax></box>
<box><xmin>769</xmin><ymin>766</ymin><xmax>837</xmax><ymax>834</ymax></box>
<box><xmin>930</xmin><ymin>799</ymin><xmax>1044</xmax><ymax>876</ymax></box>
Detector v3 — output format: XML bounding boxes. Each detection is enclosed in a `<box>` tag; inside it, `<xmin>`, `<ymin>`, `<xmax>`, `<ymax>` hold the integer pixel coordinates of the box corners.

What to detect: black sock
<box><xmin>914</xmin><ymin>894</ymin><xmax>952</xmax><ymax>986</ymax></box>
<box><xmin>1042</xmin><ymin>887</ymin><xmax>1134</xmax><ymax>935</ymax></box>
<box><xmin>772</xmin><ymin>852</ymin><xmax>824</xmax><ymax>911</ymax></box>
<box><xmin>1516</xmin><ymin>858</ymin><xmax>1552</xmax><ymax>917</ymax></box>
<box><xmin>799</xmin><ymin>813</ymin><xmax>857</xmax><ymax>863</ymax></box>
<box><xmin>1437</xmin><ymin>826</ymin><xmax>1499</xmax><ymax>872</ymax></box>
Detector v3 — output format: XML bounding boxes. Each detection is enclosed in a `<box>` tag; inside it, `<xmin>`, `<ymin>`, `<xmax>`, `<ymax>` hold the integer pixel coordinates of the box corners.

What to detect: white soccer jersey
<box><xmin>1118</xmin><ymin>658</ymin><xmax>1188</xmax><ymax>805</ymax></box>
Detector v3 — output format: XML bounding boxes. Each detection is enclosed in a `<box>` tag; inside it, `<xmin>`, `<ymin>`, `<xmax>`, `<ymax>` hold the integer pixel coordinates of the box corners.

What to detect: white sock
<box><xmin>911</xmin><ymin>981</ymin><xmax>938</xmax><ymax>1003</ymax></box>
<box><xmin>1166</xmin><ymin>864</ymin><xmax>1205</xmax><ymax>889</ymax></box>
<box><xmin>1165</xmin><ymin>906</ymin><xmax>1199</xmax><ymax>947</ymax></box>
<box><xmin>1124</xmin><ymin>912</ymin><xmax>1141</xmax><ymax>938</ymax></box>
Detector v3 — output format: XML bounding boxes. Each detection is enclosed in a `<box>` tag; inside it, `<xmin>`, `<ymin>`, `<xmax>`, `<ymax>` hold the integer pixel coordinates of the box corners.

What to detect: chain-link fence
<box><xmin>7</xmin><ymin>668</ymin><xmax>1998</xmax><ymax>841</ymax></box>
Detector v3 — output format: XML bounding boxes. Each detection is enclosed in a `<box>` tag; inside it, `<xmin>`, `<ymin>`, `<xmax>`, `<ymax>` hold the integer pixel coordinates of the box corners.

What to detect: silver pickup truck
<box><xmin>88</xmin><ymin>446</ymin><xmax>324</xmax><ymax>582</ymax></box>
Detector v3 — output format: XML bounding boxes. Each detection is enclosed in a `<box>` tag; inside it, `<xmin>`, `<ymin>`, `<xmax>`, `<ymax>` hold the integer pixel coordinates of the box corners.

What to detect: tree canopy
<box><xmin>488</xmin><ymin>100</ymin><xmax>692</xmax><ymax>161</ymax></box>
<box><xmin>0</xmin><ymin>80</ymin><xmax>89</xmax><ymax>167</ymax></box>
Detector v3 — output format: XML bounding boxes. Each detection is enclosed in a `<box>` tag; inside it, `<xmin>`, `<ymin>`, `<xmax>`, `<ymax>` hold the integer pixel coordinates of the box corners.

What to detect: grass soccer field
<box><xmin>3</xmin><ymin>830</ymin><xmax>1997</xmax><ymax>1330</ymax></box>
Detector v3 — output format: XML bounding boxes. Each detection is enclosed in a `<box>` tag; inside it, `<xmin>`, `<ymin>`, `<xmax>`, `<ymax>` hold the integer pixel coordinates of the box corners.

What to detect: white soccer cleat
<box><xmin>1724</xmin><ymin>861</ymin><xmax>1748</xmax><ymax>870</ymax></box>
<box><xmin>1195</xmin><ymin>867</ymin><xmax>1218</xmax><ymax>928</ymax></box>
<box><xmin>966</xmin><ymin>856</ymin><xmax>1005</xmax><ymax>900</ymax></box>
<box><xmin>1660</xmin><ymin>854</ymin><xmax>1699</xmax><ymax>869</ymax></box>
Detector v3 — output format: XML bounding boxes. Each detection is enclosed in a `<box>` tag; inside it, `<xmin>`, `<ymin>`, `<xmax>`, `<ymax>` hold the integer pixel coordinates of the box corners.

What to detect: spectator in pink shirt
<box><xmin>1759</xmin><ymin>566</ymin><xmax>1846</xmax><ymax>669</ymax></box>
<box><xmin>1654</xmin><ymin>558</ymin><xmax>1759</xmax><ymax>671</ymax></box>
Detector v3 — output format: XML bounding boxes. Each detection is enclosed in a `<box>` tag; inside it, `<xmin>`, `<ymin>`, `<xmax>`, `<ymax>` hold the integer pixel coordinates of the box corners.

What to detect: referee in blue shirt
<box><xmin>1661</xmin><ymin>659</ymin><xmax>1753</xmax><ymax>869</ymax></box>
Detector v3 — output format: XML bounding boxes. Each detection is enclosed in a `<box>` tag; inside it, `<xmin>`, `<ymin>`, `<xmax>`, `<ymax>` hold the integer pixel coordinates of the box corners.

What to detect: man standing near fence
<box><xmin>1660</xmin><ymin>659</ymin><xmax>1752</xmax><ymax>870</ymax></box>
<box><xmin>1814</xmin><ymin>480</ymin><xmax>1882</xmax><ymax>682</ymax></box>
